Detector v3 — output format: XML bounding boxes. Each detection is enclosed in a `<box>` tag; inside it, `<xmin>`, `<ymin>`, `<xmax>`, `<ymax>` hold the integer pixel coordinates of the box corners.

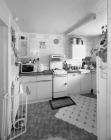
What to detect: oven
<box><xmin>52</xmin><ymin>72</ymin><xmax>68</xmax><ymax>98</ymax></box>
<box><xmin>49</xmin><ymin>54</ymin><xmax>68</xmax><ymax>98</ymax></box>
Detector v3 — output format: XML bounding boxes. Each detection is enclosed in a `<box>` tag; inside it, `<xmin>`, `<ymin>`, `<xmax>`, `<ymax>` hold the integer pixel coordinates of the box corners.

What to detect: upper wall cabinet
<box><xmin>18</xmin><ymin>33</ymin><xmax>29</xmax><ymax>57</ymax></box>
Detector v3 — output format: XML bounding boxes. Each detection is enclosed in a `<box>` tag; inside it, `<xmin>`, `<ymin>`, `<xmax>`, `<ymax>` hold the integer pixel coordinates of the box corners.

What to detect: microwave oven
<box><xmin>20</xmin><ymin>63</ymin><xmax>34</xmax><ymax>73</ymax></box>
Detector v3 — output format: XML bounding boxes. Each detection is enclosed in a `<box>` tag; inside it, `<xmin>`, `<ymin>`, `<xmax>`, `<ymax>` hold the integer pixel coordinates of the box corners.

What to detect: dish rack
<box><xmin>8</xmin><ymin>81</ymin><xmax>27</xmax><ymax>140</ymax></box>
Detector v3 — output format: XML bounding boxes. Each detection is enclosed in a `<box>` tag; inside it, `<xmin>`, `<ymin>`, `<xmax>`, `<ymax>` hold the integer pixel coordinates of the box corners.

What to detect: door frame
<box><xmin>106</xmin><ymin>3</ymin><xmax>111</xmax><ymax>138</ymax></box>
<box><xmin>98</xmin><ymin>1</ymin><xmax>111</xmax><ymax>138</ymax></box>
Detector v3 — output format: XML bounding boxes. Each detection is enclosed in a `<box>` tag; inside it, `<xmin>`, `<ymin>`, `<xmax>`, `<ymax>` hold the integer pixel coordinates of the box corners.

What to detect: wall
<box><xmin>27</xmin><ymin>33</ymin><xmax>67</xmax><ymax>68</ymax></box>
<box><xmin>0</xmin><ymin>26</ymin><xmax>8</xmax><ymax>94</ymax></box>
<box><xmin>83</xmin><ymin>35</ymin><xmax>101</xmax><ymax>61</ymax></box>
<box><xmin>0</xmin><ymin>1</ymin><xmax>21</xmax><ymax>139</ymax></box>
<box><xmin>63</xmin><ymin>35</ymin><xmax>100</xmax><ymax>65</ymax></box>
<box><xmin>22</xmin><ymin>33</ymin><xmax>101</xmax><ymax>67</ymax></box>
<box><xmin>0</xmin><ymin>25</ymin><xmax>8</xmax><ymax>140</ymax></box>
<box><xmin>0</xmin><ymin>0</ymin><xmax>11</xmax><ymax>26</ymax></box>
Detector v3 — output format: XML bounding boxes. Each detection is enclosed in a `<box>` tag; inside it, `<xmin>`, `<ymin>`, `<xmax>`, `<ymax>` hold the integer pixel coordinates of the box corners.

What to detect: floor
<box><xmin>14</xmin><ymin>94</ymin><xmax>97</xmax><ymax>140</ymax></box>
<box><xmin>55</xmin><ymin>94</ymin><xmax>97</xmax><ymax>135</ymax></box>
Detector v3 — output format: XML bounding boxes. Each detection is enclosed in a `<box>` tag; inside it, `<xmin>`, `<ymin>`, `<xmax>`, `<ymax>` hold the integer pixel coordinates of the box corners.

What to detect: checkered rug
<box><xmin>55</xmin><ymin>95</ymin><xmax>97</xmax><ymax>136</ymax></box>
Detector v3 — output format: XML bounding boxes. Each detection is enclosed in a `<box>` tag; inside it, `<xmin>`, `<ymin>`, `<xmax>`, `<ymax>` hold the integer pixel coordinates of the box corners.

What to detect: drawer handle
<box><xmin>64</xmin><ymin>83</ymin><xmax>67</xmax><ymax>85</ymax></box>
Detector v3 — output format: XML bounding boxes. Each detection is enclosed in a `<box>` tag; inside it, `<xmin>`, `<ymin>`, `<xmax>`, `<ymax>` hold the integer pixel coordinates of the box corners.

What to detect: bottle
<box><xmin>34</xmin><ymin>62</ymin><xmax>37</xmax><ymax>72</ymax></box>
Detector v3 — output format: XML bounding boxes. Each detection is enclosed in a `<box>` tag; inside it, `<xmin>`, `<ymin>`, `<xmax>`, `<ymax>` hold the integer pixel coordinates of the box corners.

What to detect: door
<box><xmin>67</xmin><ymin>73</ymin><xmax>81</xmax><ymax>95</ymax></box>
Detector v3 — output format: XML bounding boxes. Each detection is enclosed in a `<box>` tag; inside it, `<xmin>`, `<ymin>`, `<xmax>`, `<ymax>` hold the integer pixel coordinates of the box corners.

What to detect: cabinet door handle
<box><xmin>85</xmin><ymin>73</ymin><xmax>88</xmax><ymax>75</ymax></box>
<box><xmin>64</xmin><ymin>83</ymin><xmax>67</xmax><ymax>85</ymax></box>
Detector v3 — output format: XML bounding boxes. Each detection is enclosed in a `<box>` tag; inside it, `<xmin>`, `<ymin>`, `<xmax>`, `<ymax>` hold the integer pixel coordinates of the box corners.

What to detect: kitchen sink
<box><xmin>67</xmin><ymin>70</ymin><xmax>80</xmax><ymax>73</ymax></box>
<box><xmin>78</xmin><ymin>69</ymin><xmax>90</xmax><ymax>73</ymax></box>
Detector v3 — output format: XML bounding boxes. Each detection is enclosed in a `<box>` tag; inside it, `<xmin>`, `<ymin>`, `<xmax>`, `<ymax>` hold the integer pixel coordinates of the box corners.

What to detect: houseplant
<box><xmin>91</xmin><ymin>25</ymin><xmax>107</xmax><ymax>63</ymax></box>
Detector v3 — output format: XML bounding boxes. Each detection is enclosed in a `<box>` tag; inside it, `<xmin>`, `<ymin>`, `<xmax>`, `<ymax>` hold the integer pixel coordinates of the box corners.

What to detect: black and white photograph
<box><xmin>0</xmin><ymin>0</ymin><xmax>110</xmax><ymax>140</ymax></box>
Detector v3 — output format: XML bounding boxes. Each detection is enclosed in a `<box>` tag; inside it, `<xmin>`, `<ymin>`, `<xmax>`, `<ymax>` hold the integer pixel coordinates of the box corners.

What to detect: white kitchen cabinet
<box><xmin>67</xmin><ymin>73</ymin><xmax>81</xmax><ymax>95</ymax></box>
<box><xmin>18</xmin><ymin>35</ymin><xmax>29</xmax><ymax>57</ymax></box>
<box><xmin>20</xmin><ymin>75</ymin><xmax>52</xmax><ymax>103</ymax></box>
<box><xmin>20</xmin><ymin>76</ymin><xmax>36</xmax><ymax>83</ymax></box>
<box><xmin>37</xmin><ymin>75</ymin><xmax>52</xmax><ymax>100</ymax></box>
<box><xmin>27</xmin><ymin>82</ymin><xmax>38</xmax><ymax>102</ymax></box>
<box><xmin>80</xmin><ymin>72</ymin><xmax>91</xmax><ymax>93</ymax></box>
<box><xmin>21</xmin><ymin>76</ymin><xmax>37</xmax><ymax>102</ymax></box>
<box><xmin>37</xmin><ymin>80</ymin><xmax>52</xmax><ymax>99</ymax></box>
<box><xmin>91</xmin><ymin>71</ymin><xmax>97</xmax><ymax>94</ymax></box>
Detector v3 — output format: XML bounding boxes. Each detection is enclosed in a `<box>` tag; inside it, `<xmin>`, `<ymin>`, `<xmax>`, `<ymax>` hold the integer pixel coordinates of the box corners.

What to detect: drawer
<box><xmin>20</xmin><ymin>76</ymin><xmax>36</xmax><ymax>83</ymax></box>
<box><xmin>37</xmin><ymin>75</ymin><xmax>52</xmax><ymax>82</ymax></box>
<box><xmin>68</xmin><ymin>73</ymin><xmax>80</xmax><ymax>77</ymax></box>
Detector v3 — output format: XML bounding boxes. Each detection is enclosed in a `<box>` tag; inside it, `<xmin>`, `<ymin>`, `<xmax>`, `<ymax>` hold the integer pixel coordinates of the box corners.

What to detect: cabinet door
<box><xmin>37</xmin><ymin>81</ymin><xmax>52</xmax><ymax>99</ymax></box>
<box><xmin>18</xmin><ymin>40</ymin><xmax>28</xmax><ymax>57</ymax></box>
<box><xmin>67</xmin><ymin>73</ymin><xmax>81</xmax><ymax>95</ymax></box>
<box><xmin>27</xmin><ymin>82</ymin><xmax>37</xmax><ymax>102</ymax></box>
<box><xmin>22</xmin><ymin>82</ymin><xmax>37</xmax><ymax>102</ymax></box>
<box><xmin>53</xmin><ymin>76</ymin><xmax>67</xmax><ymax>92</ymax></box>
<box><xmin>91</xmin><ymin>72</ymin><xmax>97</xmax><ymax>92</ymax></box>
<box><xmin>29</xmin><ymin>37</ymin><xmax>39</xmax><ymax>58</ymax></box>
<box><xmin>81</xmin><ymin>72</ymin><xmax>91</xmax><ymax>92</ymax></box>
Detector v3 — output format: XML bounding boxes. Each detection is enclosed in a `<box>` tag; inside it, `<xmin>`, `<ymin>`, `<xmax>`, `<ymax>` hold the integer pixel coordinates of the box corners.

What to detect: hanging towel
<box><xmin>19</xmin><ymin>83</ymin><xmax>24</xmax><ymax>94</ymax></box>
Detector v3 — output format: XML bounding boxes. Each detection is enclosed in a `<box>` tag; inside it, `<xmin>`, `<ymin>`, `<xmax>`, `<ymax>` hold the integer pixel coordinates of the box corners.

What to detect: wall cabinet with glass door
<box><xmin>18</xmin><ymin>34</ymin><xmax>29</xmax><ymax>57</ymax></box>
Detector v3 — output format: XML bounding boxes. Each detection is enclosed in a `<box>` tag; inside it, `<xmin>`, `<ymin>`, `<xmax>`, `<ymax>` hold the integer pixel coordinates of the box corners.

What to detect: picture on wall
<box><xmin>38</xmin><ymin>38</ymin><xmax>49</xmax><ymax>49</ymax></box>
<box><xmin>40</xmin><ymin>41</ymin><xmax>47</xmax><ymax>49</ymax></box>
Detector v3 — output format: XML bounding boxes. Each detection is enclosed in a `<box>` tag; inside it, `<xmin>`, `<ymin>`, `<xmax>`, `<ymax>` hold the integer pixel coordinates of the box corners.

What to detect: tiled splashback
<box><xmin>66</xmin><ymin>59</ymin><xmax>82</xmax><ymax>66</ymax></box>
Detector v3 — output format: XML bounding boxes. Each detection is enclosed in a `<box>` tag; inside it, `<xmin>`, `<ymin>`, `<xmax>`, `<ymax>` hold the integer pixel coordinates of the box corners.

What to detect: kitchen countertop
<box><xmin>67</xmin><ymin>69</ymin><xmax>96</xmax><ymax>74</ymax></box>
<box><xmin>19</xmin><ymin>70</ymin><xmax>53</xmax><ymax>77</ymax></box>
<box><xmin>19</xmin><ymin>69</ymin><xmax>96</xmax><ymax>77</ymax></box>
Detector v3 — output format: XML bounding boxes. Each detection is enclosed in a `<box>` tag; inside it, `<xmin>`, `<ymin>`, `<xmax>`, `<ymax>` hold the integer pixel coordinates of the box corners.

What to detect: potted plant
<box><xmin>91</xmin><ymin>25</ymin><xmax>107</xmax><ymax>63</ymax></box>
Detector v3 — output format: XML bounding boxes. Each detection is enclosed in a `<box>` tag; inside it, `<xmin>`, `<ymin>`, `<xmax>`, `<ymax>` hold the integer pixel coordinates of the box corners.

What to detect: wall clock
<box><xmin>53</xmin><ymin>38</ymin><xmax>59</xmax><ymax>44</ymax></box>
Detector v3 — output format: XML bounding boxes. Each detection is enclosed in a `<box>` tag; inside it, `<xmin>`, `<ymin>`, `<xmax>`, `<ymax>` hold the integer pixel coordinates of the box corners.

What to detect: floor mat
<box><xmin>49</xmin><ymin>96</ymin><xmax>76</xmax><ymax>109</ymax></box>
<box><xmin>81</xmin><ymin>93</ymin><xmax>97</xmax><ymax>99</ymax></box>
<box><xmin>55</xmin><ymin>95</ymin><xmax>97</xmax><ymax>136</ymax></box>
<box><xmin>46</xmin><ymin>137</ymin><xmax>66</xmax><ymax>140</ymax></box>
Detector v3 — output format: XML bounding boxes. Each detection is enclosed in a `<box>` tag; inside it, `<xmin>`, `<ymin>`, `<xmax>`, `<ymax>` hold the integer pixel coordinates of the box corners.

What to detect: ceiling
<box><xmin>5</xmin><ymin>0</ymin><xmax>107</xmax><ymax>36</ymax></box>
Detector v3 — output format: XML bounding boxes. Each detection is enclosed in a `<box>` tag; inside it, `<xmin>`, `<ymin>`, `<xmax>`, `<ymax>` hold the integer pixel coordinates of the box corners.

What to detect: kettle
<box><xmin>38</xmin><ymin>63</ymin><xmax>44</xmax><ymax>72</ymax></box>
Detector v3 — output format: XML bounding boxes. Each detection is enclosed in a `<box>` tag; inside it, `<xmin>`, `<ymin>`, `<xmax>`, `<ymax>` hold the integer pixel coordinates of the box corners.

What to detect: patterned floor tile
<box><xmin>14</xmin><ymin>95</ymin><xmax>97</xmax><ymax>140</ymax></box>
